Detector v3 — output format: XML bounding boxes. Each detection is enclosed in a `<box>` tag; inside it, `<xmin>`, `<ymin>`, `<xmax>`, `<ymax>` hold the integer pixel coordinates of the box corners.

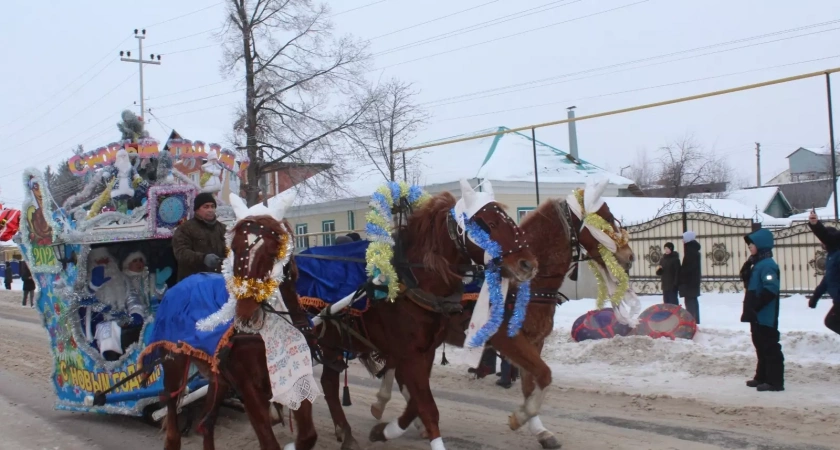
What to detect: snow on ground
<box><xmin>438</xmin><ymin>293</ymin><xmax>840</xmax><ymax>411</ymax></box>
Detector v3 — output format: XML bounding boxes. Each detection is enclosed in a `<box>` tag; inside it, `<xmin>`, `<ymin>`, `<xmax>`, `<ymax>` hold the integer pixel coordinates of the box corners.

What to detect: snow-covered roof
<box><xmin>789</xmin><ymin>207</ymin><xmax>838</xmax><ymax>221</ymax></box>
<box><xmin>786</xmin><ymin>146</ymin><xmax>830</xmax><ymax>157</ymax></box>
<box><xmin>293</xmin><ymin>126</ymin><xmax>634</xmax><ymax>206</ymax></box>
<box><xmin>606</xmin><ymin>197</ymin><xmax>781</xmax><ymax>226</ymax></box>
<box><xmin>724</xmin><ymin>187</ymin><xmax>788</xmax><ymax>213</ymax></box>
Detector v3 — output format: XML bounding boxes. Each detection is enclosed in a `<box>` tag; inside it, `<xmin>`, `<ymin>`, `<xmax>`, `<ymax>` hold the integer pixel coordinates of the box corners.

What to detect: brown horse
<box><xmin>371</xmin><ymin>190</ymin><xmax>635</xmax><ymax>449</ymax></box>
<box><xmin>307</xmin><ymin>184</ymin><xmax>538</xmax><ymax>450</ymax></box>
<box><xmin>145</xmin><ymin>194</ymin><xmax>319</xmax><ymax>450</ymax></box>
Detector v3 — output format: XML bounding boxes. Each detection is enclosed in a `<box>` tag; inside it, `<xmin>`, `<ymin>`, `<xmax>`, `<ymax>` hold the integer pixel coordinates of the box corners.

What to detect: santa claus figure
<box><xmin>199</xmin><ymin>149</ymin><xmax>223</xmax><ymax>195</ymax></box>
<box><xmin>78</xmin><ymin>248</ymin><xmax>170</xmax><ymax>360</ymax></box>
<box><xmin>103</xmin><ymin>149</ymin><xmax>148</xmax><ymax>214</ymax></box>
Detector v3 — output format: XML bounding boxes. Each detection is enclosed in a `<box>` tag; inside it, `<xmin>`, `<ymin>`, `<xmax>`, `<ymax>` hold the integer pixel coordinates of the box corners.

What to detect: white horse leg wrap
<box><xmin>528</xmin><ymin>416</ymin><xmax>548</xmax><ymax>435</ymax></box>
<box><xmin>383</xmin><ymin>419</ymin><xmax>408</xmax><ymax>440</ymax></box>
<box><xmin>377</xmin><ymin>370</ymin><xmax>395</xmax><ymax>405</ymax></box>
<box><xmin>429</xmin><ymin>437</ymin><xmax>446</xmax><ymax>450</ymax></box>
<box><xmin>283</xmin><ymin>443</ymin><xmax>296</xmax><ymax>450</ymax></box>
<box><xmin>399</xmin><ymin>386</ymin><xmax>423</xmax><ymax>431</ymax></box>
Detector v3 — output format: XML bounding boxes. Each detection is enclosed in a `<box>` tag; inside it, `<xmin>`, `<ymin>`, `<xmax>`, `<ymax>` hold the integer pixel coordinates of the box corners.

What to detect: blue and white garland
<box><xmin>365</xmin><ymin>181</ymin><xmax>429</xmax><ymax>301</ymax></box>
<box><xmin>453</xmin><ymin>210</ymin><xmax>532</xmax><ymax>347</ymax></box>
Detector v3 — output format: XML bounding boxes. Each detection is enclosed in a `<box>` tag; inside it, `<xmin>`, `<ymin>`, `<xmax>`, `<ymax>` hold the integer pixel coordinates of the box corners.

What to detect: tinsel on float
<box><xmin>364</xmin><ymin>181</ymin><xmax>430</xmax><ymax>301</ymax></box>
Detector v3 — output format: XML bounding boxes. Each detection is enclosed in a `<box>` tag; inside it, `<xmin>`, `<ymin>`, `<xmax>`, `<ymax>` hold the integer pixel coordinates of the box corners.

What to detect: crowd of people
<box><xmin>655</xmin><ymin>231</ymin><xmax>702</xmax><ymax>324</ymax></box>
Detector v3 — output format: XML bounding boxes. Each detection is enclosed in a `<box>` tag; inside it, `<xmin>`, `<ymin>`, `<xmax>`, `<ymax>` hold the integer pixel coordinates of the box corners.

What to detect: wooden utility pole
<box><xmin>119</xmin><ymin>29</ymin><xmax>161</xmax><ymax>123</ymax></box>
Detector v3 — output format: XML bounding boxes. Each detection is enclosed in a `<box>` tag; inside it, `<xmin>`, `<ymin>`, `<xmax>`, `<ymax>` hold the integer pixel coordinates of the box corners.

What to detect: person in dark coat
<box><xmin>20</xmin><ymin>260</ymin><xmax>36</xmax><ymax>307</ymax></box>
<box><xmin>678</xmin><ymin>231</ymin><xmax>702</xmax><ymax>324</ymax></box>
<box><xmin>806</xmin><ymin>210</ymin><xmax>840</xmax><ymax>335</ymax></box>
<box><xmin>172</xmin><ymin>193</ymin><xmax>227</xmax><ymax>282</ymax></box>
<box><xmin>656</xmin><ymin>242</ymin><xmax>681</xmax><ymax>305</ymax></box>
<box><xmin>741</xmin><ymin>228</ymin><xmax>784</xmax><ymax>392</ymax></box>
<box><xmin>3</xmin><ymin>262</ymin><xmax>11</xmax><ymax>290</ymax></box>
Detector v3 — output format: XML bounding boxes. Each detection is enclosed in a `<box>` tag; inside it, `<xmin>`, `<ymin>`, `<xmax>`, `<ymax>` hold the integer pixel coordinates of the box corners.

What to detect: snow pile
<box><xmin>437</xmin><ymin>293</ymin><xmax>840</xmax><ymax>408</ymax></box>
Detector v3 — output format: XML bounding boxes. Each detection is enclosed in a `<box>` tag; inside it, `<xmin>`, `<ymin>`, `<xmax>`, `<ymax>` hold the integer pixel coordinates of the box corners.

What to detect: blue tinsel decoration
<box><xmin>507</xmin><ymin>277</ymin><xmax>531</xmax><ymax>337</ymax></box>
<box><xmin>408</xmin><ymin>185</ymin><xmax>424</xmax><ymax>204</ymax></box>
<box><xmin>451</xmin><ymin>208</ymin><xmax>532</xmax><ymax>345</ymax></box>
<box><xmin>388</xmin><ymin>182</ymin><xmax>402</xmax><ymax>205</ymax></box>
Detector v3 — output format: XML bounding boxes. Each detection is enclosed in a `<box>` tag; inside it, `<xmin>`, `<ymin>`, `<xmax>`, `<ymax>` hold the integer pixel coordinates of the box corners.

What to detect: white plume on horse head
<box><xmin>455</xmin><ymin>178</ymin><xmax>496</xmax><ymax>223</ymax></box>
<box><xmin>583</xmin><ymin>177</ymin><xmax>610</xmax><ymax>214</ymax></box>
<box><xmin>228</xmin><ymin>191</ymin><xmax>296</xmax><ymax>223</ymax></box>
<box><xmin>266</xmin><ymin>189</ymin><xmax>296</xmax><ymax>222</ymax></box>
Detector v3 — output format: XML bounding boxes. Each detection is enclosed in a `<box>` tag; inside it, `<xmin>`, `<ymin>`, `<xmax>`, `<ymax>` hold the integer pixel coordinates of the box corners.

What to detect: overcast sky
<box><xmin>0</xmin><ymin>0</ymin><xmax>837</xmax><ymax>209</ymax></box>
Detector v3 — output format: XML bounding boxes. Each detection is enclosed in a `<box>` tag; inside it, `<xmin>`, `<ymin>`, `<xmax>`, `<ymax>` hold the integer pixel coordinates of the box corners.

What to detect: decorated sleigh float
<box><xmin>15</xmin><ymin>135</ymin><xmax>246</xmax><ymax>419</ymax></box>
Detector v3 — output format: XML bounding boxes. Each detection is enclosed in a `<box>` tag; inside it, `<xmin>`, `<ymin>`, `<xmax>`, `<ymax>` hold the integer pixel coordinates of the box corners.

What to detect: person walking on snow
<box><xmin>806</xmin><ymin>209</ymin><xmax>840</xmax><ymax>335</ymax></box>
<box><xmin>679</xmin><ymin>231</ymin><xmax>702</xmax><ymax>324</ymax></box>
<box><xmin>741</xmin><ymin>228</ymin><xmax>784</xmax><ymax>392</ymax></box>
<box><xmin>656</xmin><ymin>242</ymin><xmax>681</xmax><ymax>306</ymax></box>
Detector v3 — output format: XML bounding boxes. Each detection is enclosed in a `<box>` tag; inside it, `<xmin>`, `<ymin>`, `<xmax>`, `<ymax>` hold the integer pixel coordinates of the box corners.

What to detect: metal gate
<box><xmin>626</xmin><ymin>212</ymin><xmax>834</xmax><ymax>295</ymax></box>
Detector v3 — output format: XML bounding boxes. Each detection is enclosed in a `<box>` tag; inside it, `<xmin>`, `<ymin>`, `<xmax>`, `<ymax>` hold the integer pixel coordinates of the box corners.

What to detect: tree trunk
<box><xmin>238</xmin><ymin>0</ymin><xmax>261</xmax><ymax>207</ymax></box>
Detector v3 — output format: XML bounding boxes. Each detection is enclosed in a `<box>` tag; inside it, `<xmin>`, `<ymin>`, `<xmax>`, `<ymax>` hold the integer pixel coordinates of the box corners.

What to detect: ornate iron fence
<box><xmin>626</xmin><ymin>212</ymin><xmax>836</xmax><ymax>295</ymax></box>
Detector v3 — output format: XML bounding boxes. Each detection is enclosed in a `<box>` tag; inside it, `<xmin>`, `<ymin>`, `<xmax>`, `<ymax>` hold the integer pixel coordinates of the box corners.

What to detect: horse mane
<box><xmin>402</xmin><ymin>191</ymin><xmax>462</xmax><ymax>288</ymax></box>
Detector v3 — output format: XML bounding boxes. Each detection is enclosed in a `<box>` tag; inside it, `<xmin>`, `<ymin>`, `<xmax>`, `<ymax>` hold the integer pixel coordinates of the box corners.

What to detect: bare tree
<box><xmin>626</xmin><ymin>148</ymin><xmax>656</xmax><ymax>188</ymax></box>
<box><xmin>656</xmin><ymin>135</ymin><xmax>733</xmax><ymax>198</ymax></box>
<box><xmin>222</xmin><ymin>0</ymin><xmax>371</xmax><ymax>205</ymax></box>
<box><xmin>343</xmin><ymin>78</ymin><xmax>429</xmax><ymax>184</ymax></box>
<box><xmin>42</xmin><ymin>145</ymin><xmax>86</xmax><ymax>207</ymax></box>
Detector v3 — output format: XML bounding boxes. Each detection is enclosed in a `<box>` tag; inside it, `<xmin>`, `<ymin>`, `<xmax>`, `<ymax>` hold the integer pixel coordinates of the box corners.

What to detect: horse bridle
<box><xmin>446</xmin><ymin>203</ymin><xmax>530</xmax><ymax>270</ymax></box>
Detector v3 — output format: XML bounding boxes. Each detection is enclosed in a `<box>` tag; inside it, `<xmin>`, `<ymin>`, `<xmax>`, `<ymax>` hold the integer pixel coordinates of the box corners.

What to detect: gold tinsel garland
<box><xmin>225</xmin><ymin>232</ymin><xmax>291</xmax><ymax>303</ymax></box>
<box><xmin>87</xmin><ymin>178</ymin><xmax>117</xmax><ymax>218</ymax></box>
<box><xmin>573</xmin><ymin>189</ymin><xmax>630</xmax><ymax>309</ymax></box>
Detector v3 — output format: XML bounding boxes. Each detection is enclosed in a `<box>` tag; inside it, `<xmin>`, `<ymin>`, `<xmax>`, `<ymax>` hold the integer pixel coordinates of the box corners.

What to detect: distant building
<box><xmin>723</xmin><ymin>187</ymin><xmax>793</xmax><ymax>218</ymax></box>
<box><xmin>785</xmin><ymin>147</ymin><xmax>835</xmax><ymax>182</ymax></box>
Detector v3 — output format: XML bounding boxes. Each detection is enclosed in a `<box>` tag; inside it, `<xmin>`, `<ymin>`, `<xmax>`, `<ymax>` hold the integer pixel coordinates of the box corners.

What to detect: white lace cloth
<box><xmin>259</xmin><ymin>304</ymin><xmax>321</xmax><ymax>410</ymax></box>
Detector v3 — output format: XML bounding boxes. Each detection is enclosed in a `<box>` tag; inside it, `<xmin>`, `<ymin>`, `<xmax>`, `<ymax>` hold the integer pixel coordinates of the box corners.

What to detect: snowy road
<box><xmin>1</xmin><ymin>293</ymin><xmax>838</xmax><ymax>449</ymax></box>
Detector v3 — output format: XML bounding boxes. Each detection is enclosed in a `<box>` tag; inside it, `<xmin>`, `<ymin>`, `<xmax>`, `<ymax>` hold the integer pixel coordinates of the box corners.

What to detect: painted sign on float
<box><xmin>67</xmin><ymin>139</ymin><xmax>249</xmax><ymax>177</ymax></box>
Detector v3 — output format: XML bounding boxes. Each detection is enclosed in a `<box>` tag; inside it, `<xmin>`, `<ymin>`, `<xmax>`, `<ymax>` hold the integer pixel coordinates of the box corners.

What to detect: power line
<box><xmin>0</xmin><ymin>109</ymin><xmax>128</xmax><ymax>179</ymax></box>
<box><xmin>143</xmin><ymin>2</ymin><xmax>224</xmax><ymax>28</ymax></box>
<box><xmin>146</xmin><ymin>80</ymin><xmax>233</xmax><ymax>101</ymax></box>
<box><xmin>155</xmin><ymin>101</ymin><xmax>241</xmax><ymax>119</ymax></box>
<box><xmin>435</xmin><ymin>54</ymin><xmax>840</xmax><ymax>122</ymax></box>
<box><xmin>367</xmin><ymin>0</ymin><xmax>499</xmax><ymax>41</ymax></box>
<box><xmin>333</xmin><ymin>0</ymin><xmax>394</xmax><ymax>16</ymax></box>
<box><xmin>422</xmin><ymin>19</ymin><xmax>840</xmax><ymax>107</ymax></box>
<box><xmin>4</xmin><ymin>74</ymin><xmax>135</xmax><ymax>153</ymax></box>
<box><xmin>0</xmin><ymin>35</ymin><xmax>132</xmax><ymax>133</ymax></box>
<box><xmin>373</xmin><ymin>0</ymin><xmax>582</xmax><ymax>57</ymax></box>
<box><xmin>371</xmin><ymin>0</ymin><xmax>649</xmax><ymax>71</ymax></box>
<box><xmin>152</xmin><ymin>89</ymin><xmax>241</xmax><ymax>109</ymax></box>
<box><xmin>397</xmin><ymin>65</ymin><xmax>840</xmax><ymax>154</ymax></box>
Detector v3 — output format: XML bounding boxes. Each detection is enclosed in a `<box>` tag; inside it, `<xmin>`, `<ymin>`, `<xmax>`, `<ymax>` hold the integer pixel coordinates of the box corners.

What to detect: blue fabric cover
<box><xmin>144</xmin><ymin>273</ymin><xmax>232</xmax><ymax>365</ymax></box>
<box><xmin>295</xmin><ymin>240</ymin><xmax>370</xmax><ymax>311</ymax></box>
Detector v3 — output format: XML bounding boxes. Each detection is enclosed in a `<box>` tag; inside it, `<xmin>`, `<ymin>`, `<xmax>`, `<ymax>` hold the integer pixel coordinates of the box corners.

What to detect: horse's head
<box><xmin>568</xmin><ymin>179</ymin><xmax>634</xmax><ymax>273</ymax></box>
<box><xmin>227</xmin><ymin>193</ymin><xmax>296</xmax><ymax>323</ymax></box>
<box><xmin>456</xmin><ymin>180</ymin><xmax>537</xmax><ymax>282</ymax></box>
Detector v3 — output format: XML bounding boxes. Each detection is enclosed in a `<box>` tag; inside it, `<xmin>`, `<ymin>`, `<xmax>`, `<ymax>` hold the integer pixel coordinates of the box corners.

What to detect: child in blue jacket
<box><xmin>740</xmin><ymin>228</ymin><xmax>784</xmax><ymax>392</ymax></box>
<box><xmin>807</xmin><ymin>211</ymin><xmax>840</xmax><ymax>335</ymax></box>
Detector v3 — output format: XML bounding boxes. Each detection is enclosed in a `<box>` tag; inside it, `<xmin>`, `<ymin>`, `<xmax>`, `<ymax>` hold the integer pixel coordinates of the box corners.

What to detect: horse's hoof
<box><xmin>340</xmin><ymin>436</ymin><xmax>363</xmax><ymax>450</ymax></box>
<box><xmin>369</xmin><ymin>423</ymin><xmax>388</xmax><ymax>442</ymax></box>
<box><xmin>539</xmin><ymin>435</ymin><xmax>562</xmax><ymax>449</ymax></box>
<box><xmin>509</xmin><ymin>413</ymin><xmax>520</xmax><ymax>431</ymax></box>
<box><xmin>370</xmin><ymin>403</ymin><xmax>384</xmax><ymax>420</ymax></box>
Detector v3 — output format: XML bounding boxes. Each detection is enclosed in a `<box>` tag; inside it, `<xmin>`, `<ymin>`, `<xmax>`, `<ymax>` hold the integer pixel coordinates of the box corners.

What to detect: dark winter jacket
<box><xmin>808</xmin><ymin>221</ymin><xmax>840</xmax><ymax>305</ymax></box>
<box><xmin>678</xmin><ymin>240</ymin><xmax>702</xmax><ymax>298</ymax></box>
<box><xmin>172</xmin><ymin>217</ymin><xmax>227</xmax><ymax>282</ymax></box>
<box><xmin>19</xmin><ymin>261</ymin><xmax>36</xmax><ymax>291</ymax></box>
<box><xmin>741</xmin><ymin>229</ymin><xmax>781</xmax><ymax>328</ymax></box>
<box><xmin>656</xmin><ymin>251</ymin><xmax>681</xmax><ymax>292</ymax></box>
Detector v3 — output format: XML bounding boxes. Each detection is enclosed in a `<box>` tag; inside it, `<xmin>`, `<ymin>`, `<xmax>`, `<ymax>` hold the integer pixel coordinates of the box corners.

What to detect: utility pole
<box><xmin>567</xmin><ymin>106</ymin><xmax>579</xmax><ymax>160</ymax></box>
<box><xmin>755</xmin><ymin>142</ymin><xmax>761</xmax><ymax>187</ymax></box>
<box><xmin>826</xmin><ymin>73</ymin><xmax>838</xmax><ymax>222</ymax></box>
<box><xmin>120</xmin><ymin>29</ymin><xmax>161</xmax><ymax>123</ymax></box>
